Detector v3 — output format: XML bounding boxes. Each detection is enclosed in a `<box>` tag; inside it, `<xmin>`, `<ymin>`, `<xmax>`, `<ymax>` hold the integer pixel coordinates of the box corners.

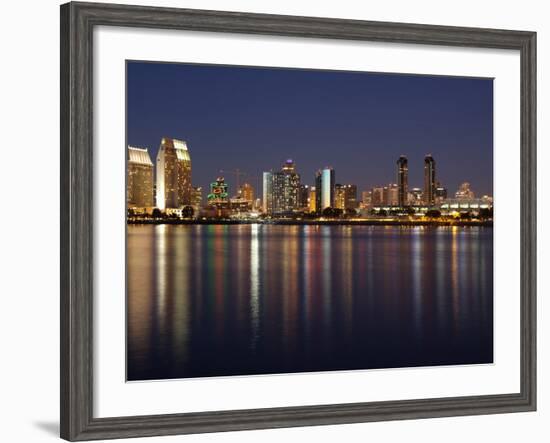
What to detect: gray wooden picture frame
<box><xmin>60</xmin><ymin>1</ymin><xmax>537</xmax><ymax>441</ymax></box>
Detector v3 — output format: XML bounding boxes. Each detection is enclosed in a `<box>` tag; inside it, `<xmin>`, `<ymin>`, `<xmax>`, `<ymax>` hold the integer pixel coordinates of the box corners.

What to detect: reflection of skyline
<box><xmin>127</xmin><ymin>62</ymin><xmax>493</xmax><ymax>197</ymax></box>
<box><xmin>127</xmin><ymin>224</ymin><xmax>493</xmax><ymax>381</ymax></box>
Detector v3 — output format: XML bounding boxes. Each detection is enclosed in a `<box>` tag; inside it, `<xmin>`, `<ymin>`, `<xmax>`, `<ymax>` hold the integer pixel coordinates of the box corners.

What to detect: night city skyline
<box><xmin>127</xmin><ymin>61</ymin><xmax>494</xmax><ymax>199</ymax></box>
<box><xmin>126</xmin><ymin>60</ymin><xmax>495</xmax><ymax>381</ymax></box>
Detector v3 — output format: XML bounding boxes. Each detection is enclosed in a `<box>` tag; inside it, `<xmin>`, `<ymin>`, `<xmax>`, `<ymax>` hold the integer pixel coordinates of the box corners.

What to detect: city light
<box><xmin>127</xmin><ymin>141</ymin><xmax>493</xmax><ymax>225</ymax></box>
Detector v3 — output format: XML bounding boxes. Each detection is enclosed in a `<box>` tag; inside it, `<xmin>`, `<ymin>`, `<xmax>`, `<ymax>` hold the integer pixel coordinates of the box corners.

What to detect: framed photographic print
<box><xmin>60</xmin><ymin>1</ymin><xmax>536</xmax><ymax>441</ymax></box>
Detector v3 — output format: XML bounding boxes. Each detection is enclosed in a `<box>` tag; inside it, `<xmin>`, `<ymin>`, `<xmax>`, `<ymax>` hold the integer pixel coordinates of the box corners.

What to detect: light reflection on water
<box><xmin>127</xmin><ymin>224</ymin><xmax>493</xmax><ymax>381</ymax></box>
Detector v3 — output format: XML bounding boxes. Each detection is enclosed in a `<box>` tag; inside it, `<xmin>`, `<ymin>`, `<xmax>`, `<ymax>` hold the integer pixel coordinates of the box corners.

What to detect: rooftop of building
<box><xmin>128</xmin><ymin>146</ymin><xmax>153</xmax><ymax>166</ymax></box>
<box><xmin>160</xmin><ymin>137</ymin><xmax>191</xmax><ymax>162</ymax></box>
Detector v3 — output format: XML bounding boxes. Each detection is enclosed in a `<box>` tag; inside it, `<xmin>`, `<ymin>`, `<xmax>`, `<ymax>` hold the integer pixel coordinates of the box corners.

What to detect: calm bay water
<box><xmin>127</xmin><ymin>224</ymin><xmax>493</xmax><ymax>381</ymax></box>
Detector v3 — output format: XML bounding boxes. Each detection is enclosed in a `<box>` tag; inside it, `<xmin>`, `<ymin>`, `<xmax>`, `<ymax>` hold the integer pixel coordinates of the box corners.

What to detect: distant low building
<box><xmin>455</xmin><ymin>182</ymin><xmax>475</xmax><ymax>200</ymax></box>
<box><xmin>440</xmin><ymin>198</ymin><xmax>492</xmax><ymax>214</ymax></box>
<box><xmin>206</xmin><ymin>177</ymin><xmax>230</xmax><ymax>218</ymax></box>
<box><xmin>481</xmin><ymin>194</ymin><xmax>493</xmax><ymax>204</ymax></box>
<box><xmin>253</xmin><ymin>198</ymin><xmax>262</xmax><ymax>211</ymax></box>
<box><xmin>408</xmin><ymin>187</ymin><xmax>423</xmax><ymax>205</ymax></box>
<box><xmin>207</xmin><ymin>177</ymin><xmax>229</xmax><ymax>204</ymax></box>
<box><xmin>239</xmin><ymin>182</ymin><xmax>254</xmax><ymax>203</ymax></box>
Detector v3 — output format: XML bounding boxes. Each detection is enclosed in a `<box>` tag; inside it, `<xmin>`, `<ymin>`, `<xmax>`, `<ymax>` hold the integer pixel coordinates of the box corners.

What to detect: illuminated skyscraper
<box><xmin>335</xmin><ymin>184</ymin><xmax>358</xmax><ymax>210</ymax></box>
<box><xmin>155</xmin><ymin>137</ymin><xmax>192</xmax><ymax>210</ymax></box>
<box><xmin>262</xmin><ymin>172</ymin><xmax>273</xmax><ymax>214</ymax></box>
<box><xmin>335</xmin><ymin>184</ymin><xmax>345</xmax><ymax>210</ymax></box>
<box><xmin>397</xmin><ymin>155</ymin><xmax>408</xmax><ymax>207</ymax></box>
<box><xmin>315</xmin><ymin>167</ymin><xmax>335</xmax><ymax>212</ymax></box>
<box><xmin>371</xmin><ymin>187</ymin><xmax>384</xmax><ymax>206</ymax></box>
<box><xmin>191</xmin><ymin>186</ymin><xmax>203</xmax><ymax>214</ymax></box>
<box><xmin>347</xmin><ymin>184</ymin><xmax>358</xmax><ymax>209</ymax></box>
<box><xmin>239</xmin><ymin>182</ymin><xmax>254</xmax><ymax>202</ymax></box>
<box><xmin>309</xmin><ymin>187</ymin><xmax>317</xmax><ymax>213</ymax></box>
<box><xmin>423</xmin><ymin>154</ymin><xmax>436</xmax><ymax>206</ymax></box>
<box><xmin>271</xmin><ymin>173</ymin><xmax>287</xmax><ymax>213</ymax></box>
<box><xmin>383</xmin><ymin>183</ymin><xmax>399</xmax><ymax>206</ymax></box>
<box><xmin>435</xmin><ymin>185</ymin><xmax>448</xmax><ymax>204</ymax></box>
<box><xmin>271</xmin><ymin>159</ymin><xmax>300</xmax><ymax>214</ymax></box>
<box><xmin>315</xmin><ymin>171</ymin><xmax>322</xmax><ymax>212</ymax></box>
<box><xmin>361</xmin><ymin>190</ymin><xmax>372</xmax><ymax>208</ymax></box>
<box><xmin>299</xmin><ymin>184</ymin><xmax>310</xmax><ymax>210</ymax></box>
<box><xmin>127</xmin><ymin>146</ymin><xmax>154</xmax><ymax>209</ymax></box>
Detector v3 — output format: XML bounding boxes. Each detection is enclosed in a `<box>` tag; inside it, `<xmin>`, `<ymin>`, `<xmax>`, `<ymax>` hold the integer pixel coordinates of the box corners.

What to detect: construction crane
<box><xmin>219</xmin><ymin>169</ymin><xmax>262</xmax><ymax>205</ymax></box>
<box><xmin>219</xmin><ymin>169</ymin><xmax>247</xmax><ymax>196</ymax></box>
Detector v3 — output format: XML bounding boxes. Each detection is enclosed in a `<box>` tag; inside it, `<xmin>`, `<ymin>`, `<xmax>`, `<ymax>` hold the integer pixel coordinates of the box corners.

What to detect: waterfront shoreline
<box><xmin>127</xmin><ymin>219</ymin><xmax>493</xmax><ymax>227</ymax></box>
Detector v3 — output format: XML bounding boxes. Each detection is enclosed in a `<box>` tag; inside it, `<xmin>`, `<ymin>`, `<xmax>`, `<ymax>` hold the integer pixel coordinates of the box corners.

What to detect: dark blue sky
<box><xmin>127</xmin><ymin>61</ymin><xmax>493</xmax><ymax>198</ymax></box>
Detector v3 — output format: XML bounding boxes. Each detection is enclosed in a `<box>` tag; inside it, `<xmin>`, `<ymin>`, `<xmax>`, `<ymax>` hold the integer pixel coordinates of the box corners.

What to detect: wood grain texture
<box><xmin>60</xmin><ymin>2</ymin><xmax>537</xmax><ymax>440</ymax></box>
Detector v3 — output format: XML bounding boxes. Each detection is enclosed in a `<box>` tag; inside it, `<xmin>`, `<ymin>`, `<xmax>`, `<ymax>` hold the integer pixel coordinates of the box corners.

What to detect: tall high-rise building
<box><xmin>315</xmin><ymin>171</ymin><xmax>322</xmax><ymax>212</ymax></box>
<box><xmin>271</xmin><ymin>159</ymin><xmax>301</xmax><ymax>215</ymax></box>
<box><xmin>271</xmin><ymin>173</ymin><xmax>287</xmax><ymax>214</ymax></box>
<box><xmin>335</xmin><ymin>184</ymin><xmax>358</xmax><ymax>210</ymax></box>
<box><xmin>299</xmin><ymin>184</ymin><xmax>310</xmax><ymax>210</ymax></box>
<box><xmin>371</xmin><ymin>187</ymin><xmax>384</xmax><ymax>206</ymax></box>
<box><xmin>361</xmin><ymin>190</ymin><xmax>372</xmax><ymax>208</ymax></box>
<box><xmin>335</xmin><ymin>184</ymin><xmax>345</xmax><ymax>210</ymax></box>
<box><xmin>315</xmin><ymin>167</ymin><xmax>335</xmax><ymax>212</ymax></box>
<box><xmin>383</xmin><ymin>183</ymin><xmax>399</xmax><ymax>206</ymax></box>
<box><xmin>348</xmin><ymin>184</ymin><xmax>358</xmax><ymax>209</ymax></box>
<box><xmin>435</xmin><ymin>185</ymin><xmax>447</xmax><ymax>204</ymax></box>
<box><xmin>155</xmin><ymin>137</ymin><xmax>192</xmax><ymax>210</ymax></box>
<box><xmin>127</xmin><ymin>146</ymin><xmax>154</xmax><ymax>209</ymax></box>
<box><xmin>397</xmin><ymin>155</ymin><xmax>408</xmax><ymax>207</ymax></box>
<box><xmin>262</xmin><ymin>171</ymin><xmax>273</xmax><ymax>213</ymax></box>
<box><xmin>239</xmin><ymin>182</ymin><xmax>254</xmax><ymax>202</ymax></box>
<box><xmin>309</xmin><ymin>187</ymin><xmax>317</xmax><ymax>213</ymax></box>
<box><xmin>191</xmin><ymin>186</ymin><xmax>203</xmax><ymax>214</ymax></box>
<box><xmin>423</xmin><ymin>154</ymin><xmax>436</xmax><ymax>206</ymax></box>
